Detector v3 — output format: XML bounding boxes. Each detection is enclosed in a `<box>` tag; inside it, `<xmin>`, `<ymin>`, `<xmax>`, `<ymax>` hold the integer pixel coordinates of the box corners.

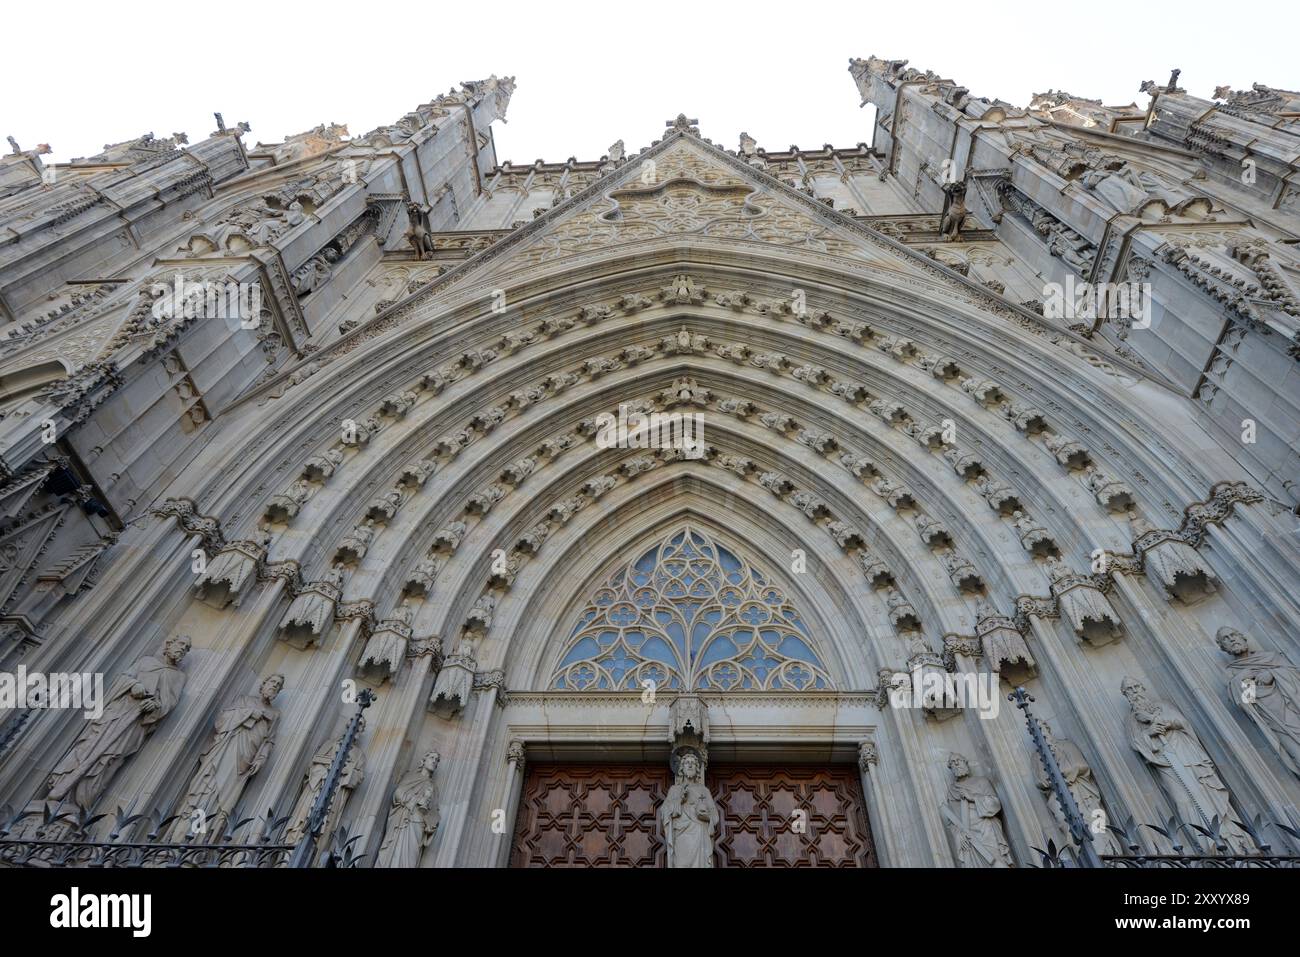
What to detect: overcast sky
<box><xmin>4</xmin><ymin>0</ymin><xmax>1294</xmax><ymax>166</ymax></box>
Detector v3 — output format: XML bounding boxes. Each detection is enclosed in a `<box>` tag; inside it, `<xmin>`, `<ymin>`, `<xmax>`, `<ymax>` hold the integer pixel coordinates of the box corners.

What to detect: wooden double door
<box><xmin>510</xmin><ymin>763</ymin><xmax>876</xmax><ymax>867</ymax></box>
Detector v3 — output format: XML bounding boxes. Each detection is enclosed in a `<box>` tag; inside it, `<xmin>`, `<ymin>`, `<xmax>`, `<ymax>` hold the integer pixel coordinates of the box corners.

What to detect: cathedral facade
<box><xmin>0</xmin><ymin>59</ymin><xmax>1297</xmax><ymax>868</ymax></box>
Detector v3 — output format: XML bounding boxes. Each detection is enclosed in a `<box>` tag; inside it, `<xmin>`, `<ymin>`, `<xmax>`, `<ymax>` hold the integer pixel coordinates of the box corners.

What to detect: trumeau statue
<box><xmin>283</xmin><ymin>718</ymin><xmax>367</xmax><ymax>848</ymax></box>
<box><xmin>42</xmin><ymin>635</ymin><xmax>191</xmax><ymax>814</ymax></box>
<box><xmin>168</xmin><ymin>674</ymin><xmax>284</xmax><ymax>843</ymax></box>
<box><xmin>375</xmin><ymin>749</ymin><xmax>441</xmax><ymax>868</ymax></box>
<box><xmin>1120</xmin><ymin>676</ymin><xmax>1252</xmax><ymax>853</ymax></box>
<box><xmin>661</xmin><ymin>748</ymin><xmax>718</xmax><ymax>868</ymax></box>
<box><xmin>1217</xmin><ymin>627</ymin><xmax>1300</xmax><ymax>777</ymax></box>
<box><xmin>942</xmin><ymin>753</ymin><xmax>1013</xmax><ymax>867</ymax></box>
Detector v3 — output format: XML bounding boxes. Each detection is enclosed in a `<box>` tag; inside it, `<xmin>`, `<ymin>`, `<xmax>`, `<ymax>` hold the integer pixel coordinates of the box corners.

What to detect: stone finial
<box><xmin>666</xmin><ymin>114</ymin><xmax>700</xmax><ymax>135</ymax></box>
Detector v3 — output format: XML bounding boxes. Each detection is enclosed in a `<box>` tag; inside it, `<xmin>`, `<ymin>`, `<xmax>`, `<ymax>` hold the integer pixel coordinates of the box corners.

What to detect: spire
<box><xmin>460</xmin><ymin>75</ymin><xmax>516</xmax><ymax>123</ymax></box>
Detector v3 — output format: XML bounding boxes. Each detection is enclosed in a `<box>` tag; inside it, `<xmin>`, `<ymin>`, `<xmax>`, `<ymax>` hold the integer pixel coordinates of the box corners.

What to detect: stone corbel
<box><xmin>258</xmin><ymin>559</ymin><xmax>302</xmax><ymax>591</ymax></box>
<box><xmin>669</xmin><ymin>695</ymin><xmax>709</xmax><ymax>751</ymax></box>
<box><xmin>473</xmin><ymin>669</ymin><xmax>508</xmax><ymax>706</ymax></box>
<box><xmin>941</xmin><ymin>633</ymin><xmax>983</xmax><ymax>672</ymax></box>
<box><xmin>152</xmin><ymin>497</ymin><xmax>225</xmax><ymax>553</ymax></box>
<box><xmin>506</xmin><ymin>739</ymin><xmax>526</xmax><ymax>773</ymax></box>
<box><xmin>857</xmin><ymin>739</ymin><xmax>879</xmax><ymax>774</ymax></box>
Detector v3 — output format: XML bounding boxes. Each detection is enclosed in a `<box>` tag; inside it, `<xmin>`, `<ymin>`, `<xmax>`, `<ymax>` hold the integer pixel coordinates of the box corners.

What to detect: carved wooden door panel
<box><xmin>511</xmin><ymin>764</ymin><xmax>876</xmax><ymax>867</ymax></box>
<box><xmin>510</xmin><ymin>764</ymin><xmax>670</xmax><ymax>867</ymax></box>
<box><xmin>707</xmin><ymin>765</ymin><xmax>877</xmax><ymax>867</ymax></box>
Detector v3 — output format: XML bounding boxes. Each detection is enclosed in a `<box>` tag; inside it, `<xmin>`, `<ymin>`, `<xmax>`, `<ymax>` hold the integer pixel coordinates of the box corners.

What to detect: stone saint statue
<box><xmin>1217</xmin><ymin>627</ymin><xmax>1300</xmax><ymax>777</ymax></box>
<box><xmin>660</xmin><ymin>748</ymin><xmax>718</xmax><ymax>868</ymax></box>
<box><xmin>168</xmin><ymin>674</ymin><xmax>284</xmax><ymax>842</ymax></box>
<box><xmin>1036</xmin><ymin>722</ymin><xmax>1123</xmax><ymax>856</ymax></box>
<box><xmin>1120</xmin><ymin>676</ymin><xmax>1252</xmax><ymax>853</ymax></box>
<box><xmin>942</xmin><ymin>753</ymin><xmax>1013</xmax><ymax>868</ymax></box>
<box><xmin>45</xmin><ymin>635</ymin><xmax>192</xmax><ymax>813</ymax></box>
<box><xmin>375</xmin><ymin>749</ymin><xmax>441</xmax><ymax>868</ymax></box>
<box><xmin>283</xmin><ymin>718</ymin><xmax>367</xmax><ymax>848</ymax></box>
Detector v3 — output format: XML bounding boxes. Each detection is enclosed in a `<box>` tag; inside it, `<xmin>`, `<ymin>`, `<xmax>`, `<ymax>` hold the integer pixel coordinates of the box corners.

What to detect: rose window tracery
<box><xmin>550</xmin><ymin>525</ymin><xmax>834</xmax><ymax>692</ymax></box>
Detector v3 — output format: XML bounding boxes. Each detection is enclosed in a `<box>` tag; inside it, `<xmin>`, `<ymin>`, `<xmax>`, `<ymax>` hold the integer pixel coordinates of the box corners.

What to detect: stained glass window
<box><xmin>550</xmin><ymin>525</ymin><xmax>834</xmax><ymax>692</ymax></box>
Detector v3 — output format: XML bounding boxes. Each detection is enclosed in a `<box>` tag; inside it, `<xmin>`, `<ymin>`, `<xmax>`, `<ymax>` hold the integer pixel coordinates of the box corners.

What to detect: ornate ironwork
<box><xmin>0</xmin><ymin>838</ymin><xmax>294</xmax><ymax>868</ymax></box>
<box><xmin>1011</xmin><ymin>687</ymin><xmax>1102</xmax><ymax>867</ymax></box>
<box><xmin>288</xmin><ymin>689</ymin><xmax>374</xmax><ymax>867</ymax></box>
<box><xmin>0</xmin><ymin>803</ymin><xmax>295</xmax><ymax>868</ymax></box>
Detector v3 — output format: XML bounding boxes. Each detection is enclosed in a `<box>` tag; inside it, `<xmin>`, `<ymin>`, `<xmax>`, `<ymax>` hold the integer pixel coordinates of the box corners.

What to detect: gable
<box><xmin>486</xmin><ymin>137</ymin><xmax>887</xmax><ymax>274</ymax></box>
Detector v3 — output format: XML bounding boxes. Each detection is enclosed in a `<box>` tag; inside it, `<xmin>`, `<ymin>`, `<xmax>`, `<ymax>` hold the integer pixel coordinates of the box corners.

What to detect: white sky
<box><xmin>3</xmin><ymin>0</ymin><xmax>1294</xmax><ymax>166</ymax></box>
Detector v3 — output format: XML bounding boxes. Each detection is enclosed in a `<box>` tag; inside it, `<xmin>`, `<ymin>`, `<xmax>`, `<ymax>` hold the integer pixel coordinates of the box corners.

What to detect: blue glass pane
<box><xmin>666</xmin><ymin>620</ymin><xmax>686</xmax><ymax>656</ymax></box>
<box><xmin>560</xmin><ymin>636</ymin><xmax>602</xmax><ymax>666</ymax></box>
<box><xmin>640</xmin><ymin>635</ymin><xmax>677</xmax><ymax>668</ymax></box>
<box><xmin>776</xmin><ymin>634</ymin><xmax>818</xmax><ymax>663</ymax></box>
<box><xmin>697</xmin><ymin>635</ymin><xmax>738</xmax><ymax>667</ymax></box>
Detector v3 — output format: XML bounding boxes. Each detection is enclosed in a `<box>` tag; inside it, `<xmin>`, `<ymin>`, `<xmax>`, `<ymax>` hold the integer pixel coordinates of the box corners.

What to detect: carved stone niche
<box><xmin>358</xmin><ymin>616</ymin><xmax>412</xmax><ymax>683</ymax></box>
<box><xmin>944</xmin><ymin>448</ymin><xmax>984</xmax><ymax>480</ymax></box>
<box><xmin>1128</xmin><ymin>512</ymin><xmax>1218</xmax><ymax>603</ymax></box>
<box><xmin>429</xmin><ymin>637</ymin><xmax>476</xmax><ymax>718</ymax></box>
<box><xmin>976</xmin><ymin>600</ymin><xmax>1036</xmax><ymax>685</ymax></box>
<box><xmin>302</xmin><ymin>448</ymin><xmax>344</xmax><ymax>481</ymax></box>
<box><xmin>915</xmin><ymin>514</ymin><xmax>952</xmax><ymax>548</ymax></box>
<box><xmin>278</xmin><ymin>567</ymin><xmax>343</xmax><ymax>650</ymax></box>
<box><xmin>1046</xmin><ymin>561</ymin><xmax>1123</xmax><ymax>647</ymax></box>
<box><xmin>1081</xmin><ymin>468</ymin><xmax>1134</xmax><ymax>513</ymax></box>
<box><xmin>886</xmin><ymin>588</ymin><xmax>921</xmax><ymax>631</ymax></box>
<box><xmin>334</xmin><ymin>521</ymin><xmax>376</xmax><ymax>565</ymax></box>
<box><xmin>399</xmin><ymin>460</ymin><xmax>437</xmax><ymax>489</ymax></box>
<box><xmin>194</xmin><ymin>535</ymin><xmax>268</xmax><ymax>609</ymax></box>
<box><xmin>265</xmin><ymin>480</ymin><xmax>313</xmax><ymax>523</ymax></box>
<box><xmin>1043</xmin><ymin>431</ymin><xmax>1091</xmax><ymax>471</ymax></box>
<box><xmin>404</xmin><ymin>556</ymin><xmax>441</xmax><ymax>598</ymax></box>
<box><xmin>1011</xmin><ymin>511</ymin><xmax>1059</xmax><ymax>559</ymax></box>
<box><xmin>904</xmin><ymin>634</ymin><xmax>960</xmax><ymax>722</ymax></box>
<box><xmin>942</xmin><ymin>552</ymin><xmax>985</xmax><ymax>593</ymax></box>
